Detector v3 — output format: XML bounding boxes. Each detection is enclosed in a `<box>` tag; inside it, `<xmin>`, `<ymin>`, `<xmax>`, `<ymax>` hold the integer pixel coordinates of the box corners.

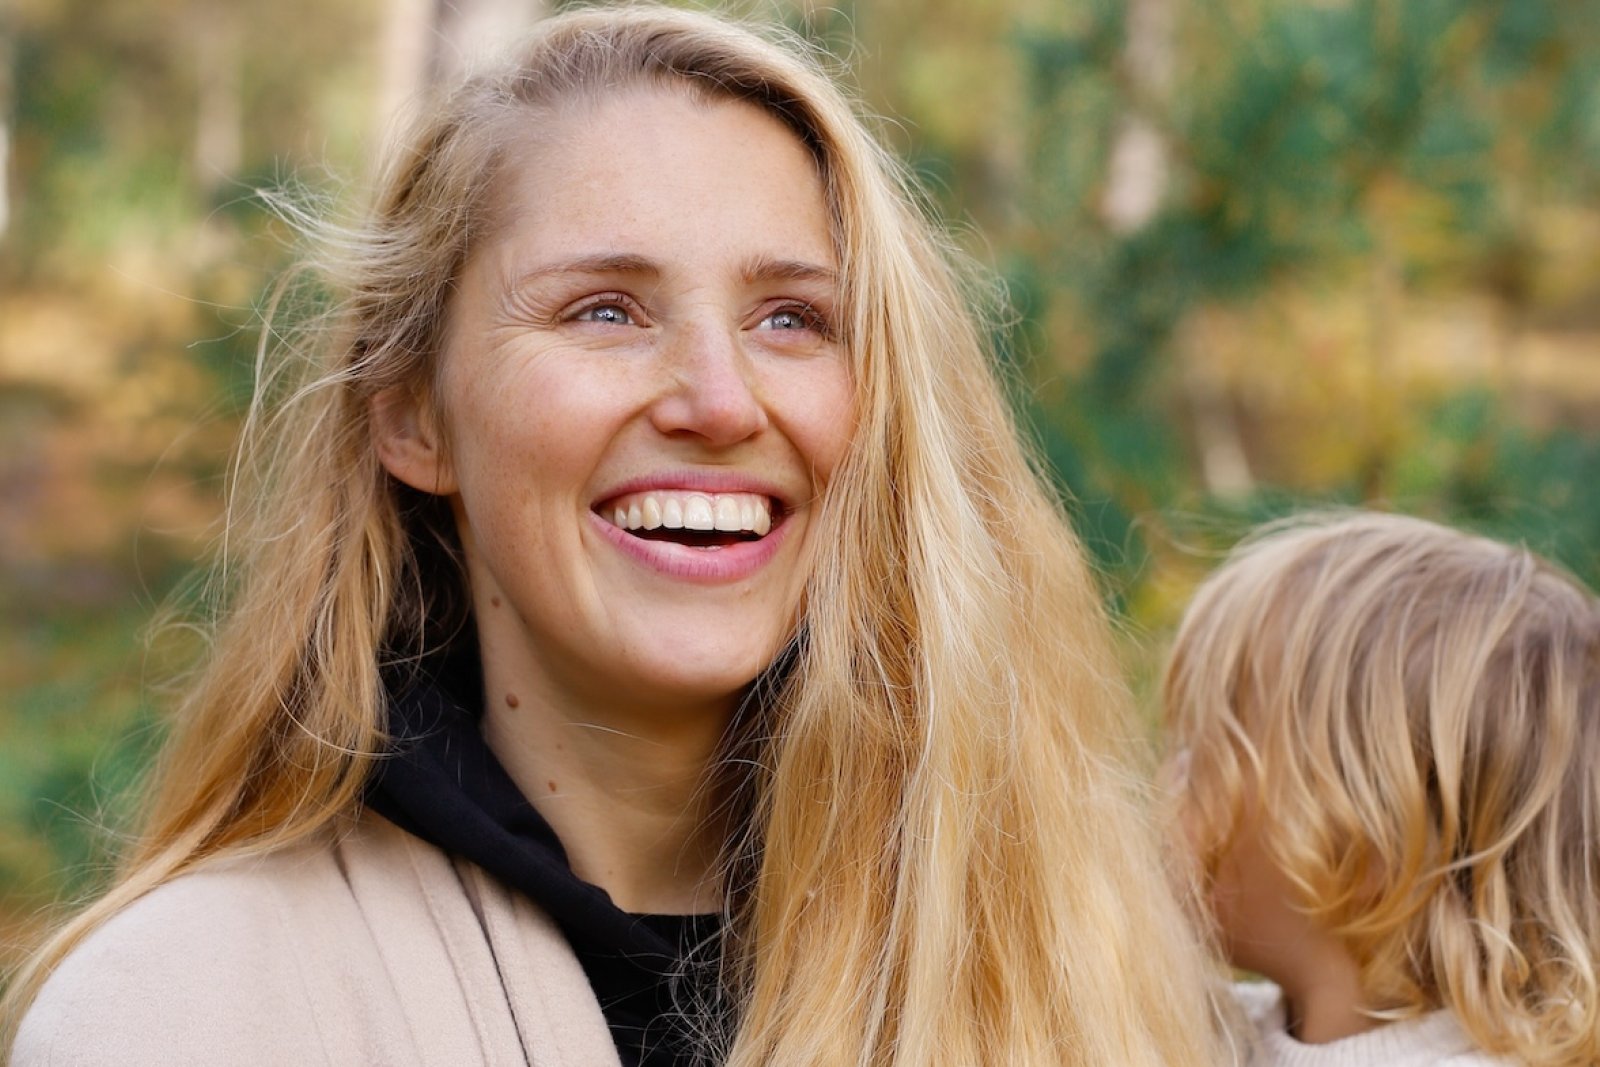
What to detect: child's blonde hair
<box><xmin>1165</xmin><ymin>510</ymin><xmax>1600</xmax><ymax>1065</ymax></box>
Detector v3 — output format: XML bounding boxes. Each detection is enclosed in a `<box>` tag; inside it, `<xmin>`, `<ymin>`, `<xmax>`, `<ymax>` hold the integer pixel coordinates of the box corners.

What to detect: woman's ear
<box><xmin>371</xmin><ymin>387</ymin><xmax>457</xmax><ymax>495</ymax></box>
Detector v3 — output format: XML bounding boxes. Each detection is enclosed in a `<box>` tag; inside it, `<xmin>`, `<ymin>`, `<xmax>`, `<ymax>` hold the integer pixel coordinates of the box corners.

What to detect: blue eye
<box><xmin>576</xmin><ymin>302</ymin><xmax>633</xmax><ymax>325</ymax></box>
<box><xmin>759</xmin><ymin>306</ymin><xmax>826</xmax><ymax>333</ymax></box>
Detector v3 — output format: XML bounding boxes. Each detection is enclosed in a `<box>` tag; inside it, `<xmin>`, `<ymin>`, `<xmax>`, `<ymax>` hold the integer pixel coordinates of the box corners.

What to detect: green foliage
<box><xmin>0</xmin><ymin>603</ymin><xmax>169</xmax><ymax>910</ymax></box>
<box><xmin>0</xmin><ymin>0</ymin><xmax>376</xmax><ymax>953</ymax></box>
<box><xmin>931</xmin><ymin>0</ymin><xmax>1600</xmax><ymax>599</ymax></box>
<box><xmin>1402</xmin><ymin>390</ymin><xmax>1600</xmax><ymax>585</ymax></box>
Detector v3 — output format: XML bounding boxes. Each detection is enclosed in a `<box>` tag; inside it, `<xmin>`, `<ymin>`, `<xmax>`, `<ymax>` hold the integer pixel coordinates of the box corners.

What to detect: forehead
<box><xmin>479</xmin><ymin>85</ymin><xmax>836</xmax><ymax>270</ymax></box>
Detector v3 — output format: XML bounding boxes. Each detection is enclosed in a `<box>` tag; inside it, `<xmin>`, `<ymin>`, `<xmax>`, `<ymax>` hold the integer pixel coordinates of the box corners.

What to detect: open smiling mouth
<box><xmin>599</xmin><ymin>490</ymin><xmax>779</xmax><ymax>549</ymax></box>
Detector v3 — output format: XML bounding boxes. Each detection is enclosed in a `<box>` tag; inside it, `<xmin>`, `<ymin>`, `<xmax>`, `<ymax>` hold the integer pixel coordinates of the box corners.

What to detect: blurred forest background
<box><xmin>2</xmin><ymin>0</ymin><xmax>1598</xmax><ymax>971</ymax></box>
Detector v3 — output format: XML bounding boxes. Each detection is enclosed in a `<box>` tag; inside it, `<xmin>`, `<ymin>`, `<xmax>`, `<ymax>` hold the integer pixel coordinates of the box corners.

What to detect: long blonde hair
<box><xmin>4</xmin><ymin>7</ymin><xmax>1224</xmax><ymax>1063</ymax></box>
<box><xmin>1166</xmin><ymin>510</ymin><xmax>1600</xmax><ymax>1065</ymax></box>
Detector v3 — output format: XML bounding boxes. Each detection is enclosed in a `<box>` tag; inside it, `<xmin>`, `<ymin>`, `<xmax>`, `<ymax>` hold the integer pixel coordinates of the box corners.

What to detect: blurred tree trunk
<box><xmin>1100</xmin><ymin>0</ymin><xmax>1173</xmax><ymax>234</ymax></box>
<box><xmin>377</xmin><ymin>0</ymin><xmax>545</xmax><ymax>146</ymax></box>
<box><xmin>1177</xmin><ymin>314</ymin><xmax>1256</xmax><ymax>500</ymax></box>
<box><xmin>0</xmin><ymin>19</ymin><xmax>12</xmax><ymax>242</ymax></box>
<box><xmin>1105</xmin><ymin>0</ymin><xmax>1257</xmax><ymax>497</ymax></box>
<box><xmin>192</xmin><ymin>5</ymin><xmax>242</xmax><ymax>196</ymax></box>
<box><xmin>1361</xmin><ymin>203</ymin><xmax>1402</xmax><ymax>501</ymax></box>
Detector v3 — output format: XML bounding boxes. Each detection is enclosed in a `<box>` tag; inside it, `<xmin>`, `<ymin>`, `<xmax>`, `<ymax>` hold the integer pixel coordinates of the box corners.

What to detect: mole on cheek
<box><xmin>547</xmin><ymin>780</ymin><xmax>557</xmax><ymax>793</ymax></box>
<box><xmin>490</xmin><ymin>596</ymin><xmax>502</xmax><ymax>608</ymax></box>
<box><xmin>505</xmin><ymin>692</ymin><xmax>520</xmax><ymax>708</ymax></box>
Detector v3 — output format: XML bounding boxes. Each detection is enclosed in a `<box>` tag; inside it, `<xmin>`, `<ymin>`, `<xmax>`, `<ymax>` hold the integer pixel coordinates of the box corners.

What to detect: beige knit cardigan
<box><xmin>13</xmin><ymin>814</ymin><xmax>624</xmax><ymax>1066</ymax></box>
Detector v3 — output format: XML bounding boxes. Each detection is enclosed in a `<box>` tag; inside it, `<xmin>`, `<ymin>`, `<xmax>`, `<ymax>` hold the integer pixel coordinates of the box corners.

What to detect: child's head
<box><xmin>1165</xmin><ymin>511</ymin><xmax>1599</xmax><ymax>1061</ymax></box>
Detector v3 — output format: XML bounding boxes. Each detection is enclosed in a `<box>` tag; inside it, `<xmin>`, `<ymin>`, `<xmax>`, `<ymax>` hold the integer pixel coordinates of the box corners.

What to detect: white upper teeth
<box><xmin>607</xmin><ymin>491</ymin><xmax>772</xmax><ymax>536</ymax></box>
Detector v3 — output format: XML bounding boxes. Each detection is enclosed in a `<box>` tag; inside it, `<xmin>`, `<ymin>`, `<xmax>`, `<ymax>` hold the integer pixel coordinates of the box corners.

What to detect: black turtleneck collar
<box><xmin>365</xmin><ymin>635</ymin><xmax>727</xmax><ymax>1066</ymax></box>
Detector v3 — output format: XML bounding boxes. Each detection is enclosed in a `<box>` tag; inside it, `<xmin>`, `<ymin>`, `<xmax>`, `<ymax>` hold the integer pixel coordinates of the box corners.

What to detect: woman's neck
<box><xmin>479</xmin><ymin>670</ymin><xmax>732</xmax><ymax>916</ymax></box>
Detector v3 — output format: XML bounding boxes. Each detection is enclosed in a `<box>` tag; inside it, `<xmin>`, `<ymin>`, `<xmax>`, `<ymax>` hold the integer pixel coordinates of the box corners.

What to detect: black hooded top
<box><xmin>366</xmin><ymin>636</ymin><xmax>728</xmax><ymax>1067</ymax></box>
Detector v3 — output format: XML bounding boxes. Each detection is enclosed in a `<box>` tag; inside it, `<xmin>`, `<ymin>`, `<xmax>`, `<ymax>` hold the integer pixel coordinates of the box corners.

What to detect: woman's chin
<box><xmin>616</xmin><ymin>657</ymin><xmax>774</xmax><ymax>720</ymax></box>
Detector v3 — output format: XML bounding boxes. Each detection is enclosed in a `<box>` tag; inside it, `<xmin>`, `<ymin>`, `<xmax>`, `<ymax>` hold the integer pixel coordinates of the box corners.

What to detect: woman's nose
<box><xmin>650</xmin><ymin>320</ymin><xmax>770</xmax><ymax>445</ymax></box>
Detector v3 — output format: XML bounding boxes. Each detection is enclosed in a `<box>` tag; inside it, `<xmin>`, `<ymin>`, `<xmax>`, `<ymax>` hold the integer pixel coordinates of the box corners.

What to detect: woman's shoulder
<box><xmin>11</xmin><ymin>816</ymin><xmax>584</xmax><ymax>1066</ymax></box>
<box><xmin>12</xmin><ymin>840</ymin><xmax>364</xmax><ymax>1065</ymax></box>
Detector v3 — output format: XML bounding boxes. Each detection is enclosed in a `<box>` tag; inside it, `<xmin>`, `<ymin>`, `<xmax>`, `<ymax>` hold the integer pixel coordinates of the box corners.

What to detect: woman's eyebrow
<box><xmin>509</xmin><ymin>252</ymin><xmax>661</xmax><ymax>288</ymax></box>
<box><xmin>742</xmin><ymin>256</ymin><xmax>839</xmax><ymax>287</ymax></box>
<box><xmin>505</xmin><ymin>253</ymin><xmax>836</xmax><ymax>292</ymax></box>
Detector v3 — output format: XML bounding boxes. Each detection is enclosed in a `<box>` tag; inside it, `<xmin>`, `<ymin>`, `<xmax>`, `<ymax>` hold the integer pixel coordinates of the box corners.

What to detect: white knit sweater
<box><xmin>1231</xmin><ymin>982</ymin><xmax>1516</xmax><ymax>1067</ymax></box>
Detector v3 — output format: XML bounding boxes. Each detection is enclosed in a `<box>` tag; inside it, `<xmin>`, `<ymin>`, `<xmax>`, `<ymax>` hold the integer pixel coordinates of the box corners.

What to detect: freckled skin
<box><xmin>434</xmin><ymin>88</ymin><xmax>853</xmax><ymax>727</ymax></box>
<box><xmin>371</xmin><ymin>89</ymin><xmax>851</xmax><ymax>912</ymax></box>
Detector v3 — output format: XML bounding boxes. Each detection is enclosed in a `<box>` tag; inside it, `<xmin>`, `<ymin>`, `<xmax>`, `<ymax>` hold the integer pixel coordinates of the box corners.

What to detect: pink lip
<box><xmin>588</xmin><ymin>508</ymin><xmax>791</xmax><ymax>583</ymax></box>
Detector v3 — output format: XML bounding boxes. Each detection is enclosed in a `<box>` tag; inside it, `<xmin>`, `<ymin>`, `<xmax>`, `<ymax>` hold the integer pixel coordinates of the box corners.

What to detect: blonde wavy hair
<box><xmin>3</xmin><ymin>6</ymin><xmax>1224</xmax><ymax>1063</ymax></box>
<box><xmin>1166</xmin><ymin>510</ymin><xmax>1600</xmax><ymax>1064</ymax></box>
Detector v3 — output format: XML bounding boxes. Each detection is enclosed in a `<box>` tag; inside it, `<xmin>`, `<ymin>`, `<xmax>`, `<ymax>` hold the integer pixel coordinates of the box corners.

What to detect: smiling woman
<box><xmin>2</xmin><ymin>6</ymin><xmax>1226</xmax><ymax>1066</ymax></box>
<box><xmin>377</xmin><ymin>89</ymin><xmax>853</xmax><ymax>760</ymax></box>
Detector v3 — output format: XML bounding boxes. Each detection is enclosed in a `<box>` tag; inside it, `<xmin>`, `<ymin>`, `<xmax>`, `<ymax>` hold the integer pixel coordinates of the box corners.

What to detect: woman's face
<box><xmin>382</xmin><ymin>87</ymin><xmax>853</xmax><ymax>720</ymax></box>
